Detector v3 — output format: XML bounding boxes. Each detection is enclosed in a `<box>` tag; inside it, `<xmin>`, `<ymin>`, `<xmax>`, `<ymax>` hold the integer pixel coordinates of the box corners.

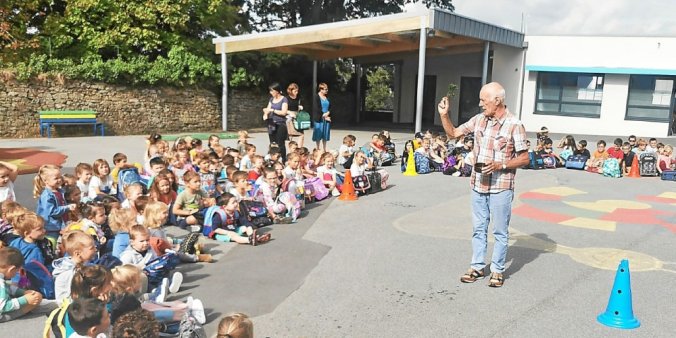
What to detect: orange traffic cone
<box><xmin>627</xmin><ymin>154</ymin><xmax>640</xmax><ymax>178</ymax></box>
<box><xmin>338</xmin><ymin>169</ymin><xmax>358</xmax><ymax>201</ymax></box>
<box><xmin>403</xmin><ymin>150</ymin><xmax>418</xmax><ymax>176</ymax></box>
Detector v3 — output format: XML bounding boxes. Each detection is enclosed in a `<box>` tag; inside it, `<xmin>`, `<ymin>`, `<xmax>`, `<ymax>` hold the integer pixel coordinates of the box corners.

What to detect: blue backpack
<box><xmin>116</xmin><ymin>167</ymin><xmax>144</xmax><ymax>201</ymax></box>
<box><xmin>23</xmin><ymin>260</ymin><xmax>56</xmax><ymax>299</ymax></box>
<box><xmin>414</xmin><ymin>152</ymin><xmax>432</xmax><ymax>174</ymax></box>
<box><xmin>143</xmin><ymin>253</ymin><xmax>180</xmax><ymax>286</ymax></box>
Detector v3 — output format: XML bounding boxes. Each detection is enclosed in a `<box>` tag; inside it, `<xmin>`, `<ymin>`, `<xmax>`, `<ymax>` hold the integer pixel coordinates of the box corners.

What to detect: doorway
<box><xmin>414</xmin><ymin>75</ymin><xmax>437</xmax><ymax>125</ymax></box>
<box><xmin>458</xmin><ymin>77</ymin><xmax>482</xmax><ymax>125</ymax></box>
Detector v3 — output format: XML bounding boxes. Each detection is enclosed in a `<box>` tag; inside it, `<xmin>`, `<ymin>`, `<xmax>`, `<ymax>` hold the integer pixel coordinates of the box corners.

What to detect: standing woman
<box><xmin>263</xmin><ymin>82</ymin><xmax>289</xmax><ymax>162</ymax></box>
<box><xmin>312</xmin><ymin>83</ymin><xmax>331</xmax><ymax>152</ymax></box>
<box><xmin>286</xmin><ymin>83</ymin><xmax>305</xmax><ymax>148</ymax></box>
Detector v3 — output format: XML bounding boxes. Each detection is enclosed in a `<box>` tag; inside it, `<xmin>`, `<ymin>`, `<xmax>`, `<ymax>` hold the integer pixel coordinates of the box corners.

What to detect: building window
<box><xmin>535</xmin><ymin>72</ymin><xmax>604</xmax><ymax>117</ymax></box>
<box><xmin>626</xmin><ymin>75</ymin><xmax>674</xmax><ymax>122</ymax></box>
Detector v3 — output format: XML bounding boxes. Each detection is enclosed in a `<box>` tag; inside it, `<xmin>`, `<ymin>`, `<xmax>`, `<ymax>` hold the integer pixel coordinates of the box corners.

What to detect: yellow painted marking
<box><xmin>5</xmin><ymin>159</ymin><xmax>33</xmax><ymax>171</ymax></box>
<box><xmin>564</xmin><ymin>200</ymin><xmax>651</xmax><ymax>213</ymax></box>
<box><xmin>559</xmin><ymin>217</ymin><xmax>616</xmax><ymax>232</ymax></box>
<box><xmin>530</xmin><ymin>186</ymin><xmax>586</xmax><ymax>197</ymax></box>
<box><xmin>658</xmin><ymin>192</ymin><xmax>676</xmax><ymax>199</ymax></box>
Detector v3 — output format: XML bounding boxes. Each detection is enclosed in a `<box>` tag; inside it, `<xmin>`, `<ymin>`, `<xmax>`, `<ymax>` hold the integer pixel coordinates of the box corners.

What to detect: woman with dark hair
<box><xmin>263</xmin><ymin>82</ymin><xmax>289</xmax><ymax>161</ymax></box>
<box><xmin>312</xmin><ymin>82</ymin><xmax>331</xmax><ymax>152</ymax></box>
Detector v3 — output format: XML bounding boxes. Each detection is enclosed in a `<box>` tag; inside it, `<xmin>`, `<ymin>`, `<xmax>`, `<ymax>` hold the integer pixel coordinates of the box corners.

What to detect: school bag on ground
<box><xmin>366</xmin><ymin>169</ymin><xmax>389</xmax><ymax>194</ymax></box>
<box><xmin>144</xmin><ymin>253</ymin><xmax>180</xmax><ymax>286</ymax></box>
<box><xmin>22</xmin><ymin>259</ymin><xmax>55</xmax><ymax>299</ymax></box>
<box><xmin>177</xmin><ymin>312</ymin><xmax>207</xmax><ymax>338</ymax></box>
<box><xmin>639</xmin><ymin>152</ymin><xmax>658</xmax><ymax>176</ymax></box>
<box><xmin>541</xmin><ymin>154</ymin><xmax>557</xmax><ymax>169</ymax></box>
<box><xmin>293</xmin><ymin>111</ymin><xmax>312</xmax><ymax>131</ymax></box>
<box><xmin>528</xmin><ymin>152</ymin><xmax>544</xmax><ymax>169</ymax></box>
<box><xmin>602</xmin><ymin>158</ymin><xmax>621</xmax><ymax>178</ymax></box>
<box><xmin>414</xmin><ymin>152</ymin><xmax>432</xmax><ymax>174</ymax></box>
<box><xmin>304</xmin><ymin>177</ymin><xmax>329</xmax><ymax>201</ymax></box>
<box><xmin>565</xmin><ymin>154</ymin><xmax>588</xmax><ymax>170</ymax></box>
<box><xmin>661</xmin><ymin>170</ymin><xmax>676</xmax><ymax>181</ymax></box>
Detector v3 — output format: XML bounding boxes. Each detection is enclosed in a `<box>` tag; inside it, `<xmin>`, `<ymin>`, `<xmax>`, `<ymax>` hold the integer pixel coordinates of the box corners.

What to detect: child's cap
<box><xmin>414</xmin><ymin>132</ymin><xmax>424</xmax><ymax>139</ymax></box>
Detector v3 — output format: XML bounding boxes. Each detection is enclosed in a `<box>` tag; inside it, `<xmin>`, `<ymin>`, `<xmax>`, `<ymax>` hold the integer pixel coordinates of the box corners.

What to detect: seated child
<box><xmin>254</xmin><ymin>167</ymin><xmax>297</xmax><ymax>223</ymax></box>
<box><xmin>9</xmin><ymin>212</ymin><xmax>55</xmax><ymax>271</ymax></box>
<box><xmin>44</xmin><ymin>265</ymin><xmax>112</xmax><ymax>338</ymax></box>
<box><xmin>63</xmin><ymin>185</ymin><xmax>83</xmax><ymax>225</ymax></box>
<box><xmin>120</xmin><ymin>225</ymin><xmax>183</xmax><ymax>295</ymax></box>
<box><xmin>0</xmin><ymin>247</ymin><xmax>43</xmax><ymax>322</ymax></box>
<box><xmin>67</xmin><ymin>297</ymin><xmax>111</xmax><ymax>338</ymax></box>
<box><xmin>144</xmin><ymin>157</ymin><xmax>167</xmax><ymax>188</ymax></box>
<box><xmin>173</xmin><ymin>171</ymin><xmax>211</xmax><ymax>230</ymax></box>
<box><xmin>53</xmin><ymin>231</ymin><xmax>99</xmax><ymax>303</ymax></box>
<box><xmin>338</xmin><ymin>135</ymin><xmax>356</xmax><ymax>169</ymax></box>
<box><xmin>110</xmin><ymin>264</ymin><xmax>206</xmax><ymax>325</ymax></box>
<box><xmin>586</xmin><ymin>140</ymin><xmax>609</xmax><ymax>173</ymax></box>
<box><xmin>88</xmin><ymin>159</ymin><xmax>114</xmax><ymax>199</ymax></box>
<box><xmin>607</xmin><ymin>138</ymin><xmax>624</xmax><ymax>160</ymax></box>
<box><xmin>0</xmin><ymin>162</ymin><xmax>18</xmax><ymax>203</ymax></box>
<box><xmin>281</xmin><ymin>153</ymin><xmax>305</xmax><ymax>199</ymax></box>
<box><xmin>316</xmin><ymin>153</ymin><xmax>343</xmax><ymax>196</ymax></box>
<box><xmin>247</xmin><ymin>155</ymin><xmax>265</xmax><ymax>181</ymax></box>
<box><xmin>203</xmin><ymin>193</ymin><xmax>271</xmax><ymax>246</ymax></box>
<box><xmin>0</xmin><ymin>201</ymin><xmax>27</xmax><ymax>246</ymax></box>
<box><xmin>227</xmin><ymin>170</ymin><xmax>253</xmax><ymax>202</ymax></box>
<box><xmin>239</xmin><ymin>144</ymin><xmax>257</xmax><ymax>171</ymax></box>
<box><xmin>298</xmin><ymin>148</ymin><xmax>316</xmax><ymax>178</ymax></box>
<box><xmin>350</xmin><ymin>151</ymin><xmax>373</xmax><ymax>195</ymax></box>
<box><xmin>170</xmin><ymin>150</ymin><xmax>195</xmax><ymax>193</ymax></box>
<box><xmin>658</xmin><ymin>144</ymin><xmax>675</xmax><ymax>173</ymax></box>
<box><xmin>216</xmin><ymin>312</ymin><xmax>254</xmax><ymax>338</ymax></box>
<box><xmin>195</xmin><ymin>153</ymin><xmax>218</xmax><ymax>198</ymax></box>
<box><xmin>536</xmin><ymin>137</ymin><xmax>564</xmax><ymax>167</ymax></box>
<box><xmin>368</xmin><ymin>134</ymin><xmax>395</xmax><ymax>166</ymax></box>
<box><xmin>65</xmin><ymin>202</ymin><xmax>107</xmax><ymax>248</ymax></box>
<box><xmin>111</xmin><ymin>153</ymin><xmax>144</xmax><ymax>189</ymax></box>
<box><xmin>189</xmin><ymin>138</ymin><xmax>205</xmax><ymax>163</ymax></box>
<box><xmin>110</xmin><ymin>208</ymin><xmax>135</xmax><ymax>259</ymax></box>
<box><xmin>574</xmin><ymin>140</ymin><xmax>591</xmax><ymax>158</ymax></box>
<box><xmin>265</xmin><ymin>146</ymin><xmax>283</xmax><ymax>164</ymax></box>
<box><xmin>144</xmin><ymin>201</ymin><xmax>212</xmax><ymax>263</ymax></box>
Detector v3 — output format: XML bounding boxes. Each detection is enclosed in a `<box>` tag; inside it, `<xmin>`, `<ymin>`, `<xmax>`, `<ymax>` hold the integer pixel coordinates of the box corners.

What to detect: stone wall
<box><xmin>0</xmin><ymin>80</ymin><xmax>355</xmax><ymax>138</ymax></box>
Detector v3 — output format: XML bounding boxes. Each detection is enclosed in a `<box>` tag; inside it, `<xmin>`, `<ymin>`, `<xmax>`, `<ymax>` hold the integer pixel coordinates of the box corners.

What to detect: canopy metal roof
<box><xmin>212</xmin><ymin>8</ymin><xmax>524</xmax><ymax>59</ymax></box>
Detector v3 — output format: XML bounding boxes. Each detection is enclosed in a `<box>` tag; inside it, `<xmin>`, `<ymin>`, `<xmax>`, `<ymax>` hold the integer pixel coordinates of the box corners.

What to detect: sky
<box><xmin>451</xmin><ymin>0</ymin><xmax>676</xmax><ymax>36</ymax></box>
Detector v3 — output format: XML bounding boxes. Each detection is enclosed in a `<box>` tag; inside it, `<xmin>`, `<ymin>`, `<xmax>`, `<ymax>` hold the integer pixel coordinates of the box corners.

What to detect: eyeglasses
<box><xmin>629</xmin><ymin>139</ymin><xmax>636</xmax><ymax>142</ymax></box>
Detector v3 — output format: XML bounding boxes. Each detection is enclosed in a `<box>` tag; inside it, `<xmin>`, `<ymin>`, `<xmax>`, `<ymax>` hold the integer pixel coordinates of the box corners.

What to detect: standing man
<box><xmin>437</xmin><ymin>82</ymin><xmax>529</xmax><ymax>287</ymax></box>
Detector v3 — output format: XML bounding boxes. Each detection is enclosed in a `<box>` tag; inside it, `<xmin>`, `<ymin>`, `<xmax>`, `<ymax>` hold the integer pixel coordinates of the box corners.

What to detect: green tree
<box><xmin>245</xmin><ymin>0</ymin><xmax>454</xmax><ymax>31</ymax></box>
<box><xmin>365</xmin><ymin>66</ymin><xmax>394</xmax><ymax>111</ymax></box>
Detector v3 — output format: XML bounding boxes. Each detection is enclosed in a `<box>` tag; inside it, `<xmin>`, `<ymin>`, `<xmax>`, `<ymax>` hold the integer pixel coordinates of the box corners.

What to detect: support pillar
<box><xmin>414</xmin><ymin>16</ymin><xmax>428</xmax><ymax>133</ymax></box>
<box><xmin>220</xmin><ymin>42</ymin><xmax>228</xmax><ymax>131</ymax></box>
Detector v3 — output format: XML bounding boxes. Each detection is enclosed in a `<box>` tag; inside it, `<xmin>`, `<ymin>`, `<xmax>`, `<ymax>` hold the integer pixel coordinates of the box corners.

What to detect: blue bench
<box><xmin>38</xmin><ymin>110</ymin><xmax>105</xmax><ymax>138</ymax></box>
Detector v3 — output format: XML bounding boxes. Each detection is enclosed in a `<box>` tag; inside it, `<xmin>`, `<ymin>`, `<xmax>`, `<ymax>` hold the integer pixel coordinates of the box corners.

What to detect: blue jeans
<box><xmin>470</xmin><ymin>189</ymin><xmax>514</xmax><ymax>274</ymax></box>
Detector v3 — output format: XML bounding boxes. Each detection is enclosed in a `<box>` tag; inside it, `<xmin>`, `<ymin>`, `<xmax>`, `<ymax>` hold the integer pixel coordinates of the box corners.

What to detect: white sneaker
<box><xmin>153</xmin><ymin>278</ymin><xmax>169</xmax><ymax>303</ymax></box>
<box><xmin>189</xmin><ymin>225</ymin><xmax>202</xmax><ymax>233</ymax></box>
<box><xmin>331</xmin><ymin>188</ymin><xmax>340</xmax><ymax>197</ymax></box>
<box><xmin>169</xmin><ymin>272</ymin><xmax>183</xmax><ymax>293</ymax></box>
<box><xmin>190</xmin><ymin>298</ymin><xmax>206</xmax><ymax>324</ymax></box>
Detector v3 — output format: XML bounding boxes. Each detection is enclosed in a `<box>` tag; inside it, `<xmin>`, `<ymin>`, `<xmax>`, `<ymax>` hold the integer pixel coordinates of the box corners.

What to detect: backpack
<box><xmin>177</xmin><ymin>313</ymin><xmax>207</xmax><ymax>338</ymax></box>
<box><xmin>304</xmin><ymin>177</ymin><xmax>329</xmax><ymax>201</ymax></box>
<box><xmin>639</xmin><ymin>152</ymin><xmax>658</xmax><ymax>176</ymax></box>
<box><xmin>528</xmin><ymin>152</ymin><xmax>544</xmax><ymax>169</ymax></box>
<box><xmin>116</xmin><ymin>167</ymin><xmax>144</xmax><ymax>201</ymax></box>
<box><xmin>44</xmin><ymin>299</ymin><xmax>73</xmax><ymax>338</ymax></box>
<box><xmin>202</xmin><ymin>206</ymin><xmax>227</xmax><ymax>238</ymax></box>
<box><xmin>178</xmin><ymin>233</ymin><xmax>201</xmax><ymax>255</ymax></box>
<box><xmin>23</xmin><ymin>259</ymin><xmax>56</xmax><ymax>299</ymax></box>
<box><xmin>414</xmin><ymin>152</ymin><xmax>432</xmax><ymax>174</ymax></box>
<box><xmin>294</xmin><ymin>111</ymin><xmax>312</xmax><ymax>131</ymax></box>
<box><xmin>144</xmin><ymin>253</ymin><xmax>180</xmax><ymax>286</ymax></box>
<box><xmin>602</xmin><ymin>158</ymin><xmax>622</xmax><ymax>178</ymax></box>
<box><xmin>541</xmin><ymin>154</ymin><xmax>557</xmax><ymax>169</ymax></box>
<box><xmin>565</xmin><ymin>154</ymin><xmax>588</xmax><ymax>170</ymax></box>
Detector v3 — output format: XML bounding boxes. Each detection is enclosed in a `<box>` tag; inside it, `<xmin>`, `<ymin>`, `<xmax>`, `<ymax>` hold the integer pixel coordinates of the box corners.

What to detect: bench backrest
<box><xmin>39</xmin><ymin>111</ymin><xmax>97</xmax><ymax>119</ymax></box>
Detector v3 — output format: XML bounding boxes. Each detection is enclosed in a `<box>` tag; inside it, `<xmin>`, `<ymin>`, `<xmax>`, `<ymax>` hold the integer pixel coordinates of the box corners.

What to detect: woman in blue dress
<box><xmin>312</xmin><ymin>83</ymin><xmax>331</xmax><ymax>152</ymax></box>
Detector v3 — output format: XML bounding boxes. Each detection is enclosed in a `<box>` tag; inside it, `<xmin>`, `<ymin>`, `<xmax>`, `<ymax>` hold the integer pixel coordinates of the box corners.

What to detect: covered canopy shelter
<box><xmin>212</xmin><ymin>7</ymin><xmax>524</xmax><ymax>132</ymax></box>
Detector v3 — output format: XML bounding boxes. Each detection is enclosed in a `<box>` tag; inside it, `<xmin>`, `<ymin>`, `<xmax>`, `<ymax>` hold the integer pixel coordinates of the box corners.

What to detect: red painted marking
<box><xmin>513</xmin><ymin>204</ymin><xmax>573</xmax><ymax>224</ymax></box>
<box><xmin>636</xmin><ymin>195</ymin><xmax>676</xmax><ymax>204</ymax></box>
<box><xmin>519</xmin><ymin>192</ymin><xmax>562</xmax><ymax>201</ymax></box>
<box><xmin>601</xmin><ymin>208</ymin><xmax>676</xmax><ymax>233</ymax></box>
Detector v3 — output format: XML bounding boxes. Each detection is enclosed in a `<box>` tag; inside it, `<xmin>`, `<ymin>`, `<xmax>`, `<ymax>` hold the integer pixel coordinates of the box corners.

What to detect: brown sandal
<box><xmin>460</xmin><ymin>268</ymin><xmax>485</xmax><ymax>283</ymax></box>
<box><xmin>488</xmin><ymin>273</ymin><xmax>504</xmax><ymax>287</ymax></box>
<box><xmin>256</xmin><ymin>233</ymin><xmax>271</xmax><ymax>244</ymax></box>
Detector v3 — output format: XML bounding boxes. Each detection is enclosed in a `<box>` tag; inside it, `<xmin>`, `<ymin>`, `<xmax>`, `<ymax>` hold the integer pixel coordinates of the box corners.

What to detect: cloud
<box><xmin>452</xmin><ymin>0</ymin><xmax>676</xmax><ymax>36</ymax></box>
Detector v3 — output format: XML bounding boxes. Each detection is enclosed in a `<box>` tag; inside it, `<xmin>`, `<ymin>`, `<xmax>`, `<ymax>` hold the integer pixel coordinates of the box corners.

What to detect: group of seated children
<box><xmin>400</xmin><ymin>131</ymin><xmax>474</xmax><ymax>176</ymax></box>
<box><xmin>528</xmin><ymin>127</ymin><xmax>675</xmax><ymax>177</ymax></box>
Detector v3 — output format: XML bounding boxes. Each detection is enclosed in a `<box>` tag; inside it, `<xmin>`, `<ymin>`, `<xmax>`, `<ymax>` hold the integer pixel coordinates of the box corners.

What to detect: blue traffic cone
<box><xmin>597</xmin><ymin>259</ymin><xmax>640</xmax><ymax>329</ymax></box>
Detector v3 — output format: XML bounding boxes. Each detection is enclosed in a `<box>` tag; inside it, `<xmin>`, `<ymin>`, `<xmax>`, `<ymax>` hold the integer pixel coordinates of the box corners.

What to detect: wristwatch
<box><xmin>502</xmin><ymin>163</ymin><xmax>507</xmax><ymax>170</ymax></box>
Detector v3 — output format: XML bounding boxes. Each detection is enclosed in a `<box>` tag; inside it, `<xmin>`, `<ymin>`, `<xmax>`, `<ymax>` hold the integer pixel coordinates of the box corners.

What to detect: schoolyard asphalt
<box><xmin>1</xmin><ymin>129</ymin><xmax>675</xmax><ymax>337</ymax></box>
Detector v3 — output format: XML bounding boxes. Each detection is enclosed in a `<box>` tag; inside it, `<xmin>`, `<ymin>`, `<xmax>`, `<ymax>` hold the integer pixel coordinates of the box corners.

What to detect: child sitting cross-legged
<box><xmin>316</xmin><ymin>152</ymin><xmax>343</xmax><ymax>197</ymax></box>
<box><xmin>144</xmin><ymin>201</ymin><xmax>212</xmax><ymax>263</ymax></box>
<box><xmin>173</xmin><ymin>171</ymin><xmax>213</xmax><ymax>232</ymax></box>
<box><xmin>203</xmin><ymin>193</ymin><xmax>271</xmax><ymax>246</ymax></box>
<box><xmin>0</xmin><ymin>246</ymin><xmax>44</xmax><ymax>322</ymax></box>
<box><xmin>120</xmin><ymin>225</ymin><xmax>183</xmax><ymax>298</ymax></box>
<box><xmin>110</xmin><ymin>264</ymin><xmax>206</xmax><ymax>328</ymax></box>
<box><xmin>53</xmin><ymin>230</ymin><xmax>99</xmax><ymax>303</ymax></box>
<box><xmin>255</xmin><ymin>167</ymin><xmax>298</xmax><ymax>224</ymax></box>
